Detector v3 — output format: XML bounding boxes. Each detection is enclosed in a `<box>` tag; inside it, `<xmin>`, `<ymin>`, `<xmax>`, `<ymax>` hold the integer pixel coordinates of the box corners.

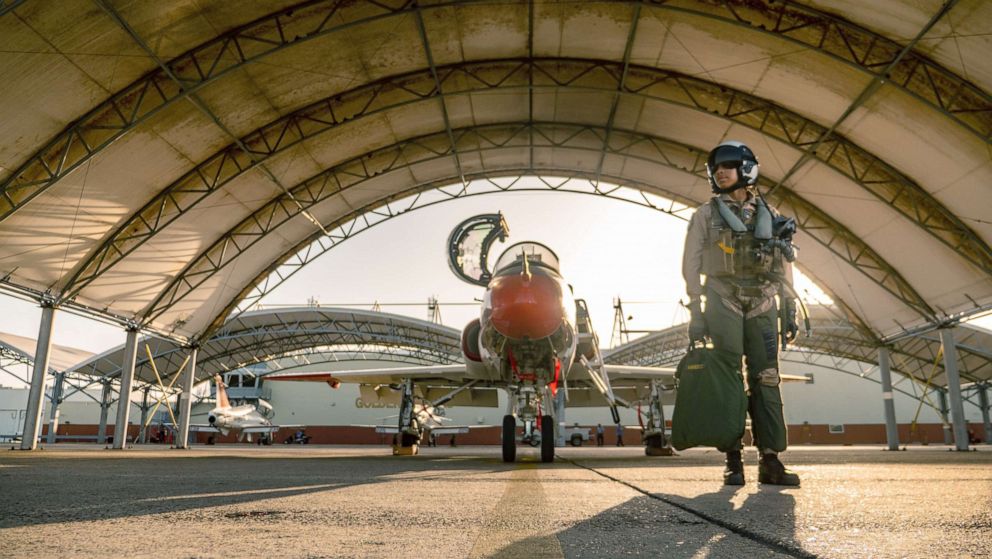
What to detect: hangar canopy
<box><xmin>1</xmin><ymin>0</ymin><xmax>990</xmax><ymax>353</ymax></box>
<box><xmin>67</xmin><ymin>307</ymin><xmax>461</xmax><ymax>386</ymax></box>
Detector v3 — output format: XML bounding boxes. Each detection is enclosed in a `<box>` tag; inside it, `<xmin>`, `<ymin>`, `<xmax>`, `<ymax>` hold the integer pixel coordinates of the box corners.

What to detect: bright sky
<box><xmin>1</xmin><ymin>180</ymin><xmax>991</xmax><ymax>374</ymax></box>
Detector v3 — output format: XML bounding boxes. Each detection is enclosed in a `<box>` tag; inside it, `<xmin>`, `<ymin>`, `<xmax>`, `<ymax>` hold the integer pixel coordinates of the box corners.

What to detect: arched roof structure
<box><xmin>67</xmin><ymin>307</ymin><xmax>461</xmax><ymax>385</ymax></box>
<box><xmin>1</xmin><ymin>1</ymin><xmax>991</xmax><ymax>351</ymax></box>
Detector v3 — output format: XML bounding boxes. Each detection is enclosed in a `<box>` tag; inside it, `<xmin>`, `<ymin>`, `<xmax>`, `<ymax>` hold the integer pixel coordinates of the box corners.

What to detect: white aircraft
<box><xmin>190</xmin><ymin>375</ymin><xmax>288</xmax><ymax>443</ymax></box>
<box><xmin>264</xmin><ymin>214</ymin><xmax>683</xmax><ymax>462</ymax></box>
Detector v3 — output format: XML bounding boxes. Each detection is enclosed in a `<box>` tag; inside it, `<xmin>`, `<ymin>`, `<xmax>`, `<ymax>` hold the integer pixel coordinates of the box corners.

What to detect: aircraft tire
<box><xmin>541</xmin><ymin>415</ymin><xmax>554</xmax><ymax>463</ymax></box>
<box><xmin>502</xmin><ymin>415</ymin><xmax>516</xmax><ymax>463</ymax></box>
<box><xmin>401</xmin><ymin>433</ymin><xmax>419</xmax><ymax>447</ymax></box>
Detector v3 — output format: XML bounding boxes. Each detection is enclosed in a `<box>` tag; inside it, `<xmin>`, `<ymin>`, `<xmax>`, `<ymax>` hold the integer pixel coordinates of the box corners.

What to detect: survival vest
<box><xmin>702</xmin><ymin>196</ymin><xmax>785</xmax><ymax>281</ymax></box>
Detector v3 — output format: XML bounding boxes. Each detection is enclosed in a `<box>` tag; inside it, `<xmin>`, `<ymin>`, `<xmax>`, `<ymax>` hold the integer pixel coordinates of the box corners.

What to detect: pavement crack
<box><xmin>560</xmin><ymin>456</ymin><xmax>820</xmax><ymax>559</ymax></box>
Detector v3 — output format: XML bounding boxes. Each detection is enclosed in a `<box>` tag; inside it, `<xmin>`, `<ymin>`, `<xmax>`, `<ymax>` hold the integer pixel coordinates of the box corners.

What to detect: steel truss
<box><xmin>2</xmin><ymin>0</ymin><xmax>987</xmax><ymax>225</ymax></box>
<box><xmin>70</xmin><ymin>308</ymin><xmax>461</xmax><ymax>387</ymax></box>
<box><xmin>0</xmin><ymin>344</ymin><xmax>140</xmax><ymax>413</ymax></box>
<box><xmin>59</xmin><ymin>58</ymin><xmax>990</xmax><ymax>303</ymax></box>
<box><xmin>260</xmin><ymin>347</ymin><xmax>459</xmax><ymax>374</ymax></box>
<box><xmin>166</xmin><ymin>124</ymin><xmax>932</xmax><ymax>341</ymax></box>
<box><xmin>0</xmin><ymin>0</ymin><xmax>24</xmax><ymax>17</ymax></box>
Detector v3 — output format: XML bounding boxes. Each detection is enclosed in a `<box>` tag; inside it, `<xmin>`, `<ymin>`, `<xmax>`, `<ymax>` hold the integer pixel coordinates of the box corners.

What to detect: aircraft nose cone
<box><xmin>489</xmin><ymin>272</ymin><xmax>564</xmax><ymax>340</ymax></box>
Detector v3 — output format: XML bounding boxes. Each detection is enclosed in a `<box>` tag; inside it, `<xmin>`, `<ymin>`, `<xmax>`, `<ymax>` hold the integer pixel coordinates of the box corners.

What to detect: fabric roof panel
<box><xmin>547</xmin><ymin>1</ymin><xmax>635</xmax><ymax>62</ymax></box>
<box><xmin>445</xmin><ymin>90</ymin><xmax>530</xmax><ymax>127</ymax></box>
<box><xmin>233</xmin><ymin>30</ymin><xmax>375</xmax><ymax>117</ymax></box>
<box><xmin>436</xmin><ymin>2</ymin><xmax>528</xmax><ymax>61</ymax></box>
<box><xmin>915</xmin><ymin>0</ymin><xmax>992</xmax><ymax>94</ymax></box>
<box><xmin>0</xmin><ymin>18</ymin><xmax>120</xmax><ymax>182</ymax></box>
<box><xmin>842</xmin><ymin>86</ymin><xmax>992</xmax><ymax>221</ymax></box>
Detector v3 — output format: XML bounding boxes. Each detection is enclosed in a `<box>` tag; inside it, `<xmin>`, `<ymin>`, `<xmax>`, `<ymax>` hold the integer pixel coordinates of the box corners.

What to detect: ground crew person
<box><xmin>682</xmin><ymin>140</ymin><xmax>801</xmax><ymax>486</ymax></box>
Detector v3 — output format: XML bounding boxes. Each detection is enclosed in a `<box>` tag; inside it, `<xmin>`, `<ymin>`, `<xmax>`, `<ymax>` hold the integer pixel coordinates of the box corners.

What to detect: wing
<box><xmin>603</xmin><ymin>364</ymin><xmax>677</xmax><ymax>383</ymax></box>
<box><xmin>266</xmin><ymin>365</ymin><xmax>468</xmax><ymax>386</ymax></box>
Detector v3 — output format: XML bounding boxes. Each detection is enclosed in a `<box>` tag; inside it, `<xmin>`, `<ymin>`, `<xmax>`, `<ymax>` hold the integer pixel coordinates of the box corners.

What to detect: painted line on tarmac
<box><xmin>468</xmin><ymin>461</ymin><xmax>565</xmax><ymax>559</ymax></box>
<box><xmin>560</xmin><ymin>456</ymin><xmax>819</xmax><ymax>559</ymax></box>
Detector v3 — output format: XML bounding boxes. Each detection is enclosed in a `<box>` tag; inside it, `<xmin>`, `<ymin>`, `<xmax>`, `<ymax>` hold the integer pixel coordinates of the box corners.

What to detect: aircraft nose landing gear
<box><xmin>502</xmin><ymin>386</ymin><xmax>555</xmax><ymax>463</ymax></box>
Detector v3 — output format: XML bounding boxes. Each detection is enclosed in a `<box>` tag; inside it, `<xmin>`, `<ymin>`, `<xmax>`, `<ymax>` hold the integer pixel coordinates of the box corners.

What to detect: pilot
<box><xmin>681</xmin><ymin>140</ymin><xmax>801</xmax><ymax>486</ymax></box>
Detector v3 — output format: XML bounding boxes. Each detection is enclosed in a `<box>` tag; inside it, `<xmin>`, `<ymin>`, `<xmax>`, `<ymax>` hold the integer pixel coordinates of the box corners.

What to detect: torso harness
<box><xmin>702</xmin><ymin>196</ymin><xmax>784</xmax><ymax>285</ymax></box>
<box><xmin>703</xmin><ymin>196</ymin><xmax>812</xmax><ymax>344</ymax></box>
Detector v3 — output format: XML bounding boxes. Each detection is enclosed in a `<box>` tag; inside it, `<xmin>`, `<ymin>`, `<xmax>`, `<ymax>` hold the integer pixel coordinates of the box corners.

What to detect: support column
<box><xmin>877</xmin><ymin>346</ymin><xmax>900</xmax><ymax>450</ymax></box>
<box><xmin>938</xmin><ymin>328</ymin><xmax>970</xmax><ymax>451</ymax></box>
<box><xmin>554</xmin><ymin>389</ymin><xmax>566</xmax><ymax>447</ymax></box>
<box><xmin>97</xmin><ymin>380</ymin><xmax>112</xmax><ymax>445</ymax></box>
<box><xmin>938</xmin><ymin>390</ymin><xmax>953</xmax><ymax>445</ymax></box>
<box><xmin>45</xmin><ymin>372</ymin><xmax>66</xmax><ymax>445</ymax></box>
<box><xmin>20</xmin><ymin>303</ymin><xmax>56</xmax><ymax>450</ymax></box>
<box><xmin>138</xmin><ymin>387</ymin><xmax>150</xmax><ymax>444</ymax></box>
<box><xmin>112</xmin><ymin>327</ymin><xmax>139</xmax><ymax>450</ymax></box>
<box><xmin>175</xmin><ymin>345</ymin><xmax>197</xmax><ymax>449</ymax></box>
<box><xmin>979</xmin><ymin>384</ymin><xmax>991</xmax><ymax>444</ymax></box>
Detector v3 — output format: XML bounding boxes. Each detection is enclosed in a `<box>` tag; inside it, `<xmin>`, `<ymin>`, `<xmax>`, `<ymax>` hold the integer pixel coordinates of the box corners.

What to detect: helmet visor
<box><xmin>709</xmin><ymin>145</ymin><xmax>743</xmax><ymax>168</ymax></box>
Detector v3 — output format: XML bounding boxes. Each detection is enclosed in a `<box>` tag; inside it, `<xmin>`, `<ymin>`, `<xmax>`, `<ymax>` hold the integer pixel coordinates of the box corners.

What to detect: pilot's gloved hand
<box><xmin>784</xmin><ymin>298</ymin><xmax>800</xmax><ymax>343</ymax></box>
<box><xmin>687</xmin><ymin>299</ymin><xmax>708</xmax><ymax>344</ymax></box>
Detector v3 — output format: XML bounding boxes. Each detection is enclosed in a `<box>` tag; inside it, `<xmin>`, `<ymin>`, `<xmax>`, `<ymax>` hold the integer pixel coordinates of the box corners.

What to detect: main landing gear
<box><xmin>394</xmin><ymin>379</ymin><xmax>421</xmax><ymax>456</ymax></box>
<box><xmin>643</xmin><ymin>380</ymin><xmax>676</xmax><ymax>457</ymax></box>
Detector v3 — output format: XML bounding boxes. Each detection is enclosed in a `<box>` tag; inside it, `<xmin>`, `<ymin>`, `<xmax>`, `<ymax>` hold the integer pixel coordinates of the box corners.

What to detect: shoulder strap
<box><xmin>753</xmin><ymin>196</ymin><xmax>772</xmax><ymax>240</ymax></box>
<box><xmin>712</xmin><ymin>197</ymin><xmax>747</xmax><ymax>233</ymax></box>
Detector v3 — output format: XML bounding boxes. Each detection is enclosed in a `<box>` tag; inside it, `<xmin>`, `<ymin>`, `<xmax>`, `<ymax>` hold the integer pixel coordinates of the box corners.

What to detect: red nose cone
<box><xmin>489</xmin><ymin>272</ymin><xmax>564</xmax><ymax>340</ymax></box>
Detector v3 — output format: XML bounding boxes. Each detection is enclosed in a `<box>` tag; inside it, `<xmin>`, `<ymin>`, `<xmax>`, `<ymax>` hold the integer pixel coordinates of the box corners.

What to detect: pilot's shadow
<box><xmin>489</xmin><ymin>485</ymin><xmax>803</xmax><ymax>558</ymax></box>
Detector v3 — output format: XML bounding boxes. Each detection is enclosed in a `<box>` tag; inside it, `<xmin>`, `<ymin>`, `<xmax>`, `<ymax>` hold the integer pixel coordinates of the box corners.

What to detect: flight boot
<box><xmin>758</xmin><ymin>453</ymin><xmax>800</xmax><ymax>486</ymax></box>
<box><xmin>723</xmin><ymin>451</ymin><xmax>744</xmax><ymax>486</ymax></box>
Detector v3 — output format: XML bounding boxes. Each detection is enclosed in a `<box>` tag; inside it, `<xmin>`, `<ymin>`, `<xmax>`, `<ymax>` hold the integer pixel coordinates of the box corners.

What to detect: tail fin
<box><xmin>214</xmin><ymin>375</ymin><xmax>231</xmax><ymax>409</ymax></box>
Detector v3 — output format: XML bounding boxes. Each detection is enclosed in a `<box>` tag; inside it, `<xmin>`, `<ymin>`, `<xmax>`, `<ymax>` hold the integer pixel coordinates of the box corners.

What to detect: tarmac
<box><xmin>0</xmin><ymin>444</ymin><xmax>989</xmax><ymax>558</ymax></box>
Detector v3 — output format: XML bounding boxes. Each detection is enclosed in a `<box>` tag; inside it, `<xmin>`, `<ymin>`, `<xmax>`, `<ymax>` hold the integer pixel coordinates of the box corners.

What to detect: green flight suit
<box><xmin>682</xmin><ymin>193</ymin><xmax>790</xmax><ymax>453</ymax></box>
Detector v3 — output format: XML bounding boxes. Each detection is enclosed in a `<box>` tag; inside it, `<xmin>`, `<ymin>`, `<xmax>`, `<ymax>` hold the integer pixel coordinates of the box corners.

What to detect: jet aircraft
<box><xmin>264</xmin><ymin>213</ymin><xmax>681</xmax><ymax>462</ymax></box>
<box><xmin>190</xmin><ymin>375</ymin><xmax>288</xmax><ymax>443</ymax></box>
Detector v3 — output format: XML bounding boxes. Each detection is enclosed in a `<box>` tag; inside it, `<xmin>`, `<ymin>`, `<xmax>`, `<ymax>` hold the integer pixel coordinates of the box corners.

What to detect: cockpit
<box><xmin>493</xmin><ymin>242</ymin><xmax>561</xmax><ymax>274</ymax></box>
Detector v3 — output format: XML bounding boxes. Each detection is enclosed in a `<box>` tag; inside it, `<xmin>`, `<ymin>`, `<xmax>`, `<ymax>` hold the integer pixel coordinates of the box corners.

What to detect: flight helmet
<box><xmin>706</xmin><ymin>141</ymin><xmax>759</xmax><ymax>194</ymax></box>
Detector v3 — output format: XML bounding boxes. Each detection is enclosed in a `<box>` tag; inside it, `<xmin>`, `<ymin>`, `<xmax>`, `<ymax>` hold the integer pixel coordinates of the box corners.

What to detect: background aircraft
<box><xmin>189</xmin><ymin>375</ymin><xmax>289</xmax><ymax>444</ymax></box>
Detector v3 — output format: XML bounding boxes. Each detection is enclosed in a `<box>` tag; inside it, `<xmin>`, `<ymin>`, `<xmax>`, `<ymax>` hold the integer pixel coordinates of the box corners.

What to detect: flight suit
<box><xmin>682</xmin><ymin>192</ymin><xmax>792</xmax><ymax>453</ymax></box>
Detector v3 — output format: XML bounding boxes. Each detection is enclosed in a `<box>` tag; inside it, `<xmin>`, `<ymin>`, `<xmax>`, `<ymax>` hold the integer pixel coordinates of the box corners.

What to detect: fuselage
<box><xmin>475</xmin><ymin>242</ymin><xmax>578</xmax><ymax>388</ymax></box>
<box><xmin>207</xmin><ymin>404</ymin><xmax>271</xmax><ymax>434</ymax></box>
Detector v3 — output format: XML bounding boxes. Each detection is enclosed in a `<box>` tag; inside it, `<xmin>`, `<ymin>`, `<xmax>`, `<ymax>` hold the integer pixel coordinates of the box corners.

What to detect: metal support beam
<box><xmin>45</xmin><ymin>371</ymin><xmax>66</xmax><ymax>445</ymax></box>
<box><xmin>878</xmin><ymin>346</ymin><xmax>900</xmax><ymax>451</ymax></box>
<box><xmin>938</xmin><ymin>390</ymin><xmax>953</xmax><ymax>445</ymax></box>
<box><xmin>938</xmin><ymin>328</ymin><xmax>970</xmax><ymax>450</ymax></box>
<box><xmin>978</xmin><ymin>384</ymin><xmax>991</xmax><ymax>444</ymax></box>
<box><xmin>20</xmin><ymin>303</ymin><xmax>55</xmax><ymax>450</ymax></box>
<box><xmin>138</xmin><ymin>387</ymin><xmax>150</xmax><ymax>444</ymax></box>
<box><xmin>97</xmin><ymin>380</ymin><xmax>112</xmax><ymax>445</ymax></box>
<box><xmin>175</xmin><ymin>346</ymin><xmax>197</xmax><ymax>449</ymax></box>
<box><xmin>112</xmin><ymin>328</ymin><xmax>139</xmax><ymax>449</ymax></box>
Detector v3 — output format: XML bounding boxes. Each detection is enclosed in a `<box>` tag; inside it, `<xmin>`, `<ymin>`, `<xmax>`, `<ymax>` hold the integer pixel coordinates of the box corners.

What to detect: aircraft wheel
<box><xmin>541</xmin><ymin>415</ymin><xmax>554</xmax><ymax>463</ymax></box>
<box><xmin>644</xmin><ymin>434</ymin><xmax>676</xmax><ymax>456</ymax></box>
<box><xmin>502</xmin><ymin>415</ymin><xmax>516</xmax><ymax>463</ymax></box>
<box><xmin>401</xmin><ymin>433</ymin><xmax>419</xmax><ymax>447</ymax></box>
